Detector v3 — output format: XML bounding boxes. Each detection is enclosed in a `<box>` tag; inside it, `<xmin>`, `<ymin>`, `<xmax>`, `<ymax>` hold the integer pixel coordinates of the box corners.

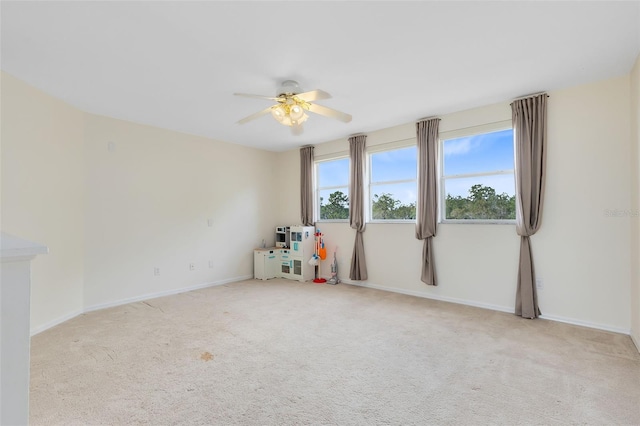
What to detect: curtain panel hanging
<box><xmin>349</xmin><ymin>135</ymin><xmax>368</xmax><ymax>280</ymax></box>
<box><xmin>300</xmin><ymin>146</ymin><xmax>315</xmax><ymax>227</ymax></box>
<box><xmin>512</xmin><ymin>93</ymin><xmax>548</xmax><ymax>319</ymax></box>
<box><xmin>415</xmin><ymin>118</ymin><xmax>440</xmax><ymax>286</ymax></box>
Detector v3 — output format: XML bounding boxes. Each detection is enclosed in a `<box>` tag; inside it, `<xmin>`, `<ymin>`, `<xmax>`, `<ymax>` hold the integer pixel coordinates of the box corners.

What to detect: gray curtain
<box><xmin>415</xmin><ymin>118</ymin><xmax>440</xmax><ymax>286</ymax></box>
<box><xmin>512</xmin><ymin>94</ymin><xmax>548</xmax><ymax>319</ymax></box>
<box><xmin>300</xmin><ymin>146</ymin><xmax>314</xmax><ymax>227</ymax></box>
<box><xmin>349</xmin><ymin>135</ymin><xmax>368</xmax><ymax>280</ymax></box>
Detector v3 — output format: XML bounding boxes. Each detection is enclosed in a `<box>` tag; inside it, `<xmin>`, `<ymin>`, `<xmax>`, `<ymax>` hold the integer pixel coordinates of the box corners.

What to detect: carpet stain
<box><xmin>200</xmin><ymin>351</ymin><xmax>214</xmax><ymax>362</ymax></box>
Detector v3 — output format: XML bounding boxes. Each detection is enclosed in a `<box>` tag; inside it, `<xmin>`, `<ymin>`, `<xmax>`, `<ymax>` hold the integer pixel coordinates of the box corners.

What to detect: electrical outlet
<box><xmin>189</xmin><ymin>263</ymin><xmax>195</xmax><ymax>271</ymax></box>
<box><xmin>153</xmin><ymin>267</ymin><xmax>160</xmax><ymax>276</ymax></box>
<box><xmin>536</xmin><ymin>278</ymin><xmax>544</xmax><ymax>289</ymax></box>
<box><xmin>207</xmin><ymin>218</ymin><xmax>213</xmax><ymax>227</ymax></box>
<box><xmin>208</xmin><ymin>260</ymin><xmax>214</xmax><ymax>269</ymax></box>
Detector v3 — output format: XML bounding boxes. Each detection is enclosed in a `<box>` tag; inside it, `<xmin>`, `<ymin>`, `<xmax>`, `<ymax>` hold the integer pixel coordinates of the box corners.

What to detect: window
<box><xmin>369</xmin><ymin>145</ymin><xmax>417</xmax><ymax>221</ymax></box>
<box><xmin>440</xmin><ymin>124</ymin><xmax>515</xmax><ymax>222</ymax></box>
<box><xmin>316</xmin><ymin>157</ymin><xmax>349</xmax><ymax>221</ymax></box>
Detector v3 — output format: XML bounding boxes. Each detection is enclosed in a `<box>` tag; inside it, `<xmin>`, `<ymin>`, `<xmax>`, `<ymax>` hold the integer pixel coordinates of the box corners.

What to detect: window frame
<box><xmin>367</xmin><ymin>139</ymin><xmax>418</xmax><ymax>224</ymax></box>
<box><xmin>314</xmin><ymin>152</ymin><xmax>350</xmax><ymax>223</ymax></box>
<box><xmin>439</xmin><ymin>120</ymin><xmax>516</xmax><ymax>225</ymax></box>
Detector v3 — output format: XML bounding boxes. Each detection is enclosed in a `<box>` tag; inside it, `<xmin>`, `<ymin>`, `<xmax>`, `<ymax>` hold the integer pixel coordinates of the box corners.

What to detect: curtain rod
<box><xmin>416</xmin><ymin>116</ymin><xmax>440</xmax><ymax>122</ymax></box>
<box><xmin>511</xmin><ymin>92</ymin><xmax>549</xmax><ymax>102</ymax></box>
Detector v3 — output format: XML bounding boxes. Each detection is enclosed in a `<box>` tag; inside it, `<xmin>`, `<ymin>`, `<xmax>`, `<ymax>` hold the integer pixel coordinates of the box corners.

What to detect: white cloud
<box><xmin>444</xmin><ymin>137</ymin><xmax>475</xmax><ymax>156</ymax></box>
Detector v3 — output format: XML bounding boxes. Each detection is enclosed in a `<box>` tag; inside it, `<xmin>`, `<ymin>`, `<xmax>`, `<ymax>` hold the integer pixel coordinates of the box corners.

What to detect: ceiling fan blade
<box><xmin>307</xmin><ymin>103</ymin><xmax>352</xmax><ymax>123</ymax></box>
<box><xmin>296</xmin><ymin>89</ymin><xmax>331</xmax><ymax>102</ymax></box>
<box><xmin>237</xmin><ymin>106</ymin><xmax>273</xmax><ymax>125</ymax></box>
<box><xmin>234</xmin><ymin>93</ymin><xmax>280</xmax><ymax>101</ymax></box>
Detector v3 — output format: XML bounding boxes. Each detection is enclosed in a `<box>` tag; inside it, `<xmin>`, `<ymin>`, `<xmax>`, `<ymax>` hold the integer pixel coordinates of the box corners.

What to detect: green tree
<box><xmin>372</xmin><ymin>193</ymin><xmax>416</xmax><ymax>220</ymax></box>
<box><xmin>394</xmin><ymin>202</ymin><xmax>417</xmax><ymax>220</ymax></box>
<box><xmin>320</xmin><ymin>191</ymin><xmax>349</xmax><ymax>219</ymax></box>
<box><xmin>372</xmin><ymin>193</ymin><xmax>399</xmax><ymax>219</ymax></box>
<box><xmin>446</xmin><ymin>184</ymin><xmax>515</xmax><ymax>220</ymax></box>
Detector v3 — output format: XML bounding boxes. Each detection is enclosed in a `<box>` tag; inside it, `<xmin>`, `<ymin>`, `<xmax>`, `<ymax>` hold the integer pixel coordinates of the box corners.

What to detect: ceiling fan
<box><xmin>234</xmin><ymin>80</ymin><xmax>352</xmax><ymax>135</ymax></box>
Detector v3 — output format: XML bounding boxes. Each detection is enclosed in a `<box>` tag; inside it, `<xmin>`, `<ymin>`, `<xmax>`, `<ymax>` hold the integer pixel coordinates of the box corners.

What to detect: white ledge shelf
<box><xmin>1</xmin><ymin>232</ymin><xmax>49</xmax><ymax>261</ymax></box>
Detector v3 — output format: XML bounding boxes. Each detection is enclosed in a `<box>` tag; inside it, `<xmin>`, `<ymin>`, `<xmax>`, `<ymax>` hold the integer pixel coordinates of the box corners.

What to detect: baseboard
<box><xmin>631</xmin><ymin>332</ymin><xmax>640</xmax><ymax>354</ymax></box>
<box><xmin>341</xmin><ymin>279</ymin><xmax>514</xmax><ymax>314</ymax></box>
<box><xmin>83</xmin><ymin>275</ymin><xmax>253</xmax><ymax>313</ymax></box>
<box><xmin>31</xmin><ymin>275</ymin><xmax>635</xmax><ymax>341</ymax></box>
<box><xmin>341</xmin><ymin>279</ymin><xmax>632</xmax><ymax>336</ymax></box>
<box><xmin>30</xmin><ymin>308</ymin><xmax>84</xmax><ymax>336</ymax></box>
<box><xmin>30</xmin><ymin>275</ymin><xmax>252</xmax><ymax>336</ymax></box>
<box><xmin>538</xmin><ymin>313</ymin><xmax>630</xmax><ymax>335</ymax></box>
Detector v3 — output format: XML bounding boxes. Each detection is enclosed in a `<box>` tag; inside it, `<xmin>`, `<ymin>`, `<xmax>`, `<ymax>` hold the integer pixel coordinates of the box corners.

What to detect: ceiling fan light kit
<box><xmin>270</xmin><ymin>96</ymin><xmax>310</xmax><ymax>127</ymax></box>
<box><xmin>235</xmin><ymin>80</ymin><xmax>352</xmax><ymax>135</ymax></box>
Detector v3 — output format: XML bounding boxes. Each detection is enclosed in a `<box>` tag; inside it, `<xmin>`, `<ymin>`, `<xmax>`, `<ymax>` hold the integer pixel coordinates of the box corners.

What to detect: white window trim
<box><xmin>439</xmin><ymin>120</ymin><xmax>516</xmax><ymax>225</ymax></box>
<box><xmin>366</xmin><ymin>137</ymin><xmax>415</xmax><ymax>154</ymax></box>
<box><xmin>438</xmin><ymin>120</ymin><xmax>512</xmax><ymax>141</ymax></box>
<box><xmin>367</xmin><ymin>142</ymin><xmax>418</xmax><ymax>224</ymax></box>
<box><xmin>315</xmin><ymin>154</ymin><xmax>350</xmax><ymax>223</ymax></box>
<box><xmin>314</xmin><ymin>150</ymin><xmax>349</xmax><ymax>162</ymax></box>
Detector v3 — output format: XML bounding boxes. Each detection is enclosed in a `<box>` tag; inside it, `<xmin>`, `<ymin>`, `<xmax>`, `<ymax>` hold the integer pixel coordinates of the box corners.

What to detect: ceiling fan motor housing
<box><xmin>278</xmin><ymin>80</ymin><xmax>302</xmax><ymax>97</ymax></box>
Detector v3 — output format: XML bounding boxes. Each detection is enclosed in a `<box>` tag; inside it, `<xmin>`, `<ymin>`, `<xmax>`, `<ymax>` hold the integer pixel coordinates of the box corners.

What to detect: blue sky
<box><xmin>370</xmin><ymin>147</ymin><xmax>417</xmax><ymax>204</ymax></box>
<box><xmin>443</xmin><ymin>129</ymin><xmax>515</xmax><ymax>197</ymax></box>
<box><xmin>317</xmin><ymin>157</ymin><xmax>349</xmax><ymax>188</ymax></box>
<box><xmin>317</xmin><ymin>128</ymin><xmax>515</xmax><ymax>204</ymax></box>
<box><xmin>370</xmin><ymin>147</ymin><xmax>417</xmax><ymax>182</ymax></box>
<box><xmin>443</xmin><ymin>129</ymin><xmax>514</xmax><ymax>175</ymax></box>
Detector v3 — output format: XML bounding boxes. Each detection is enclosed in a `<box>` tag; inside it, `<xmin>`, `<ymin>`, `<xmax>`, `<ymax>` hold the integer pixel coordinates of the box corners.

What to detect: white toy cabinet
<box><xmin>254</xmin><ymin>226</ymin><xmax>315</xmax><ymax>282</ymax></box>
<box><xmin>254</xmin><ymin>248</ymin><xmax>278</xmax><ymax>280</ymax></box>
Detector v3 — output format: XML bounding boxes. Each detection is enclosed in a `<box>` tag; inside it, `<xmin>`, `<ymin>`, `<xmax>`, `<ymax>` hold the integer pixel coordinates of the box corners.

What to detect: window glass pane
<box><xmin>317</xmin><ymin>158</ymin><xmax>349</xmax><ymax>187</ymax></box>
<box><xmin>444</xmin><ymin>175</ymin><xmax>516</xmax><ymax>220</ymax></box>
<box><xmin>371</xmin><ymin>146</ymin><xmax>417</xmax><ymax>182</ymax></box>
<box><xmin>443</xmin><ymin>129</ymin><xmax>514</xmax><ymax>176</ymax></box>
<box><xmin>319</xmin><ymin>188</ymin><xmax>349</xmax><ymax>220</ymax></box>
<box><xmin>370</xmin><ymin>182</ymin><xmax>416</xmax><ymax>220</ymax></box>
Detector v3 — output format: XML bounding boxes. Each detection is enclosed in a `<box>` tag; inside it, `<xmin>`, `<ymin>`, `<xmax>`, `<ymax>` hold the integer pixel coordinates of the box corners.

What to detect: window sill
<box><xmin>368</xmin><ymin>220</ymin><xmax>416</xmax><ymax>224</ymax></box>
<box><xmin>440</xmin><ymin>220</ymin><xmax>516</xmax><ymax>225</ymax></box>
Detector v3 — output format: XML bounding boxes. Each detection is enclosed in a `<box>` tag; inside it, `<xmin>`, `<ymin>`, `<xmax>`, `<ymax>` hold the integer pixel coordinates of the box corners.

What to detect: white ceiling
<box><xmin>2</xmin><ymin>1</ymin><xmax>639</xmax><ymax>152</ymax></box>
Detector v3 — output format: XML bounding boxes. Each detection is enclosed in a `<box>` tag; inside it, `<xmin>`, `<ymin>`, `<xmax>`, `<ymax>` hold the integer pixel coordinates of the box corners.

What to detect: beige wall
<box><xmin>631</xmin><ymin>53</ymin><xmax>640</xmax><ymax>350</ymax></box>
<box><xmin>1</xmin><ymin>72</ymin><xmax>278</xmax><ymax>332</ymax></box>
<box><xmin>83</xmin><ymin>115</ymin><xmax>277</xmax><ymax>308</ymax></box>
<box><xmin>1</xmin><ymin>72</ymin><xmax>85</xmax><ymax>330</ymax></box>
<box><xmin>538</xmin><ymin>76</ymin><xmax>631</xmax><ymax>329</ymax></box>
<box><xmin>277</xmin><ymin>75</ymin><xmax>634</xmax><ymax>332</ymax></box>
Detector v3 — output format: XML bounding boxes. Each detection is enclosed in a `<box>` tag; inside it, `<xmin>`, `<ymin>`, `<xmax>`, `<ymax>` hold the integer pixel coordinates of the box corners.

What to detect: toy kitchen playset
<box><xmin>254</xmin><ymin>226</ymin><xmax>316</xmax><ymax>282</ymax></box>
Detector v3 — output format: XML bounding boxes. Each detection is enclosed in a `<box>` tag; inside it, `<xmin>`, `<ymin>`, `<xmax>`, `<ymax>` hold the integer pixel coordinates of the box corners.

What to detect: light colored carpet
<box><xmin>30</xmin><ymin>279</ymin><xmax>640</xmax><ymax>425</ymax></box>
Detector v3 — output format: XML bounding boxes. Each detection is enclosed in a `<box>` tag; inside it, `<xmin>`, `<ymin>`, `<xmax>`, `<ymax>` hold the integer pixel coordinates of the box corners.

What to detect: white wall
<box><xmin>536</xmin><ymin>76</ymin><xmax>630</xmax><ymax>330</ymax></box>
<box><xmin>1</xmin><ymin>72</ymin><xmax>85</xmax><ymax>330</ymax></box>
<box><xmin>83</xmin><ymin>114</ymin><xmax>277</xmax><ymax>308</ymax></box>
<box><xmin>1</xmin><ymin>72</ymin><xmax>279</xmax><ymax>332</ymax></box>
<box><xmin>275</xmin><ymin>149</ymin><xmax>301</xmax><ymax>226</ymax></box>
<box><xmin>277</xmin><ymin>76</ymin><xmax>633</xmax><ymax>333</ymax></box>
<box><xmin>630</xmin><ymin>53</ymin><xmax>640</xmax><ymax>350</ymax></box>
